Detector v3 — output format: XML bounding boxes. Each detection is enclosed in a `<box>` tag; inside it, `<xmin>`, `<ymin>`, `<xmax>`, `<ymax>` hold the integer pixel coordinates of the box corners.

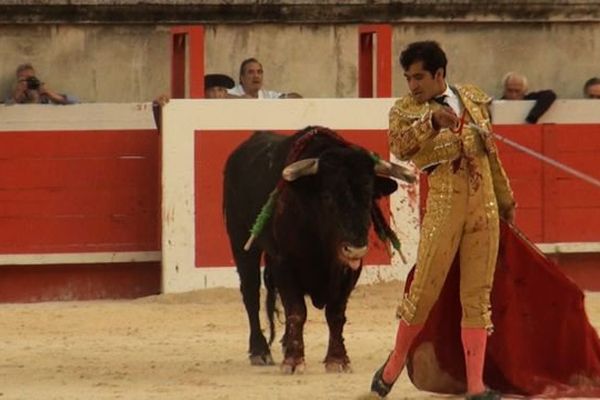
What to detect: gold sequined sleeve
<box><xmin>480</xmin><ymin>104</ymin><xmax>516</xmax><ymax>216</ymax></box>
<box><xmin>388</xmin><ymin>102</ymin><xmax>437</xmax><ymax>161</ymax></box>
<box><xmin>489</xmin><ymin>153</ymin><xmax>516</xmax><ymax>217</ymax></box>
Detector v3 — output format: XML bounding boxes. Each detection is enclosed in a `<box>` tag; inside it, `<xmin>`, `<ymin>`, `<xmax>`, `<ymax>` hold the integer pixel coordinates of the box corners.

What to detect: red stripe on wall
<box><xmin>194</xmin><ymin>129</ymin><xmax>393</xmax><ymax>268</ymax></box>
<box><xmin>495</xmin><ymin>124</ymin><xmax>600</xmax><ymax>243</ymax></box>
<box><xmin>495</xmin><ymin>125</ymin><xmax>544</xmax><ymax>242</ymax></box>
<box><xmin>0</xmin><ymin>130</ymin><xmax>160</xmax><ymax>254</ymax></box>
<box><xmin>548</xmin><ymin>253</ymin><xmax>600</xmax><ymax>292</ymax></box>
<box><xmin>0</xmin><ymin>262</ymin><xmax>160</xmax><ymax>302</ymax></box>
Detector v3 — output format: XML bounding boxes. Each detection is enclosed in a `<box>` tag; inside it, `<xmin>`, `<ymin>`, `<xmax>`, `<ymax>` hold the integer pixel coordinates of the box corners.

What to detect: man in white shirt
<box><xmin>228</xmin><ymin>58</ymin><xmax>301</xmax><ymax>99</ymax></box>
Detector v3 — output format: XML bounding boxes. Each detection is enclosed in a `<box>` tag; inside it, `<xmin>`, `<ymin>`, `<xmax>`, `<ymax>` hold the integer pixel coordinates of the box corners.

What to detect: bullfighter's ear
<box><xmin>374</xmin><ymin>176</ymin><xmax>398</xmax><ymax>198</ymax></box>
<box><xmin>282</xmin><ymin>158</ymin><xmax>319</xmax><ymax>181</ymax></box>
<box><xmin>374</xmin><ymin>159</ymin><xmax>416</xmax><ymax>184</ymax></box>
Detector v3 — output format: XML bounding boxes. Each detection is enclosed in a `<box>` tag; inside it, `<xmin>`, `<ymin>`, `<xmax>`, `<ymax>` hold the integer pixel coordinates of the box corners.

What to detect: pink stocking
<box><xmin>382</xmin><ymin>320</ymin><xmax>423</xmax><ymax>384</ymax></box>
<box><xmin>461</xmin><ymin>327</ymin><xmax>488</xmax><ymax>394</ymax></box>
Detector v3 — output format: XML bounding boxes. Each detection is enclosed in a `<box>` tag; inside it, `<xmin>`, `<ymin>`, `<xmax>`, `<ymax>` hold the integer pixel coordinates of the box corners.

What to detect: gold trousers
<box><xmin>398</xmin><ymin>155</ymin><xmax>499</xmax><ymax>330</ymax></box>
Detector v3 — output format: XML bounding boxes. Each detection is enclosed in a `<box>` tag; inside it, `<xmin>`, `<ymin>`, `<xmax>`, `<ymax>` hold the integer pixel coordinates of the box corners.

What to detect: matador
<box><xmin>370</xmin><ymin>41</ymin><xmax>515</xmax><ymax>400</ymax></box>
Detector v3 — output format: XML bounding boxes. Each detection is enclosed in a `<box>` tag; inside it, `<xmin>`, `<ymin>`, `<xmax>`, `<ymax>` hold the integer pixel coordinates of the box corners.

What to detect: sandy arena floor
<box><xmin>1</xmin><ymin>280</ymin><xmax>599</xmax><ymax>400</ymax></box>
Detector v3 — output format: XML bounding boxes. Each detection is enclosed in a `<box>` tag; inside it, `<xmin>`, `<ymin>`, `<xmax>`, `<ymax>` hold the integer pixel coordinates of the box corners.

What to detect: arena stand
<box><xmin>0</xmin><ymin>99</ymin><xmax>599</xmax><ymax>301</ymax></box>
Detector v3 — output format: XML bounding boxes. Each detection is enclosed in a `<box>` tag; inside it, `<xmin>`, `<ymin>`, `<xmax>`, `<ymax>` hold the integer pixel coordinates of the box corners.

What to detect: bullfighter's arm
<box><xmin>475</xmin><ymin>103</ymin><xmax>516</xmax><ymax>221</ymax></box>
<box><xmin>389</xmin><ymin>98</ymin><xmax>462</xmax><ymax>169</ymax></box>
<box><xmin>388</xmin><ymin>103</ymin><xmax>437</xmax><ymax>161</ymax></box>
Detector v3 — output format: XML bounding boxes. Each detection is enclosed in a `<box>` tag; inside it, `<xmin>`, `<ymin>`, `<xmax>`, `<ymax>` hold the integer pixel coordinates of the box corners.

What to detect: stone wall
<box><xmin>1</xmin><ymin>1</ymin><xmax>599</xmax><ymax>102</ymax></box>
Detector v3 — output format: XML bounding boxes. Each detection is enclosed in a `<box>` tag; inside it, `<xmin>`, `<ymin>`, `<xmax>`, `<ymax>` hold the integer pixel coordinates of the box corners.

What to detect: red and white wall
<box><xmin>160</xmin><ymin>98</ymin><xmax>420</xmax><ymax>293</ymax></box>
<box><xmin>0</xmin><ymin>104</ymin><xmax>161</xmax><ymax>302</ymax></box>
<box><xmin>2</xmin><ymin>99</ymin><xmax>600</xmax><ymax>302</ymax></box>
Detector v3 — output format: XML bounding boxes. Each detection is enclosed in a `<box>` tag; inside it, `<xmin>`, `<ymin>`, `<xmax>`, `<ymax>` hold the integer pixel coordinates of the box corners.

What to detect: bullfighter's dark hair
<box><xmin>238</xmin><ymin>58</ymin><xmax>262</xmax><ymax>83</ymax></box>
<box><xmin>399</xmin><ymin>41</ymin><xmax>447</xmax><ymax>78</ymax></box>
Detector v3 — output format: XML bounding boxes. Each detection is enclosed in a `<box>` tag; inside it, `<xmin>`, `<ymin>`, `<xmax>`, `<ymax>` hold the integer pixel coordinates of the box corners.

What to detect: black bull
<box><xmin>223</xmin><ymin>126</ymin><xmax>414</xmax><ymax>373</ymax></box>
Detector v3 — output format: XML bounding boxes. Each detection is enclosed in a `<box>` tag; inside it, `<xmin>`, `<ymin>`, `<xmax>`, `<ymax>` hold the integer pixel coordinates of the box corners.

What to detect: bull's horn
<box><xmin>374</xmin><ymin>159</ymin><xmax>416</xmax><ymax>183</ymax></box>
<box><xmin>282</xmin><ymin>158</ymin><xmax>319</xmax><ymax>181</ymax></box>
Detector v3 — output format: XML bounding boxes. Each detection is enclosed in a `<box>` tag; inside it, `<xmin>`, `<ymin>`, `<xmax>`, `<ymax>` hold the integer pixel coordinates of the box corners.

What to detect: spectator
<box><xmin>228</xmin><ymin>58</ymin><xmax>302</xmax><ymax>99</ymax></box>
<box><xmin>500</xmin><ymin>72</ymin><xmax>556</xmax><ymax>124</ymax></box>
<box><xmin>583</xmin><ymin>77</ymin><xmax>600</xmax><ymax>99</ymax></box>
<box><xmin>203</xmin><ymin>73</ymin><xmax>234</xmax><ymax>98</ymax></box>
<box><xmin>6</xmin><ymin>63</ymin><xmax>77</xmax><ymax>105</ymax></box>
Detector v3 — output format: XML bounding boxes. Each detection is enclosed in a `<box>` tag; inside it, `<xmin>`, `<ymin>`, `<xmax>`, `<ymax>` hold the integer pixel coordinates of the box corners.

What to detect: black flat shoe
<box><xmin>370</xmin><ymin>354</ymin><xmax>395</xmax><ymax>398</ymax></box>
<box><xmin>466</xmin><ymin>389</ymin><xmax>501</xmax><ymax>400</ymax></box>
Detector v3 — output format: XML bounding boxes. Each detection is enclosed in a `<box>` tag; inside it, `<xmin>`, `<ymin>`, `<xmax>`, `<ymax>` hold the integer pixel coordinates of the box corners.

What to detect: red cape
<box><xmin>405</xmin><ymin>221</ymin><xmax>600</xmax><ymax>397</ymax></box>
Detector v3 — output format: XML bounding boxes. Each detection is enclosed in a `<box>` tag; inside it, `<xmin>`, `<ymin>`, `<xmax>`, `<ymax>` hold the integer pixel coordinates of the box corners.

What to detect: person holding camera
<box><xmin>6</xmin><ymin>63</ymin><xmax>77</xmax><ymax>105</ymax></box>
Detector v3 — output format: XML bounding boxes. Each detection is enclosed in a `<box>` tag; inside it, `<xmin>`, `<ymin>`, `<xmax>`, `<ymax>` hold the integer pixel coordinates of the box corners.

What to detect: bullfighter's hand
<box><xmin>431</xmin><ymin>107</ymin><xmax>459</xmax><ymax>132</ymax></box>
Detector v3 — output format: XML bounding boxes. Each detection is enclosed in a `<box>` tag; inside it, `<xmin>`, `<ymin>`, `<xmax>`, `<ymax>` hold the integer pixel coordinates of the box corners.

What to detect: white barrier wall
<box><xmin>161</xmin><ymin>98</ymin><xmax>420</xmax><ymax>292</ymax></box>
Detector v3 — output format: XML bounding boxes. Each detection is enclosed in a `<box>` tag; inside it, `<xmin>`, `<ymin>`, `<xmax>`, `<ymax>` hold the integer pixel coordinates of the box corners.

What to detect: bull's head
<box><xmin>280</xmin><ymin>150</ymin><xmax>415</xmax><ymax>270</ymax></box>
<box><xmin>283</xmin><ymin>157</ymin><xmax>415</xmax><ymax>184</ymax></box>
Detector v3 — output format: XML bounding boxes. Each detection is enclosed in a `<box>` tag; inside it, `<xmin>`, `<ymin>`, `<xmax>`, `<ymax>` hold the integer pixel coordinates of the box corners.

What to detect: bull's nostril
<box><xmin>341</xmin><ymin>244</ymin><xmax>369</xmax><ymax>259</ymax></box>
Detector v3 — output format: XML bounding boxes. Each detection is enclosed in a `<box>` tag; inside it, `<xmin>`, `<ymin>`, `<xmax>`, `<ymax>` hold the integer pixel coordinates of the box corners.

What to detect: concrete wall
<box><xmin>391</xmin><ymin>22</ymin><xmax>600</xmax><ymax>99</ymax></box>
<box><xmin>1</xmin><ymin>21</ymin><xmax>599</xmax><ymax>102</ymax></box>
<box><xmin>0</xmin><ymin>25</ymin><xmax>171</xmax><ymax>103</ymax></box>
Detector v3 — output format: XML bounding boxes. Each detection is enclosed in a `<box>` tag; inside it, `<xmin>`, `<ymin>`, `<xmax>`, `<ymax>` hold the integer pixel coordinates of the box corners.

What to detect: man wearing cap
<box><xmin>204</xmin><ymin>73</ymin><xmax>236</xmax><ymax>99</ymax></box>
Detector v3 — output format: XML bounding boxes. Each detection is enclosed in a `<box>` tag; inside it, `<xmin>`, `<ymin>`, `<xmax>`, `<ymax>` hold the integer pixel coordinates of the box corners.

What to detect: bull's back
<box><xmin>223</xmin><ymin>131</ymin><xmax>292</xmax><ymax>244</ymax></box>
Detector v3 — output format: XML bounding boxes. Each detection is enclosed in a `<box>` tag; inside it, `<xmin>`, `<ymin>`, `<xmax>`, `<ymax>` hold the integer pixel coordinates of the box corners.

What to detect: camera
<box><xmin>26</xmin><ymin>76</ymin><xmax>41</xmax><ymax>90</ymax></box>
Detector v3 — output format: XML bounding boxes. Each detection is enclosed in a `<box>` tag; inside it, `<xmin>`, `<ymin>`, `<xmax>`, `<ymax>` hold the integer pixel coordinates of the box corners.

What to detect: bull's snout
<box><xmin>342</xmin><ymin>244</ymin><xmax>368</xmax><ymax>259</ymax></box>
<box><xmin>339</xmin><ymin>244</ymin><xmax>368</xmax><ymax>270</ymax></box>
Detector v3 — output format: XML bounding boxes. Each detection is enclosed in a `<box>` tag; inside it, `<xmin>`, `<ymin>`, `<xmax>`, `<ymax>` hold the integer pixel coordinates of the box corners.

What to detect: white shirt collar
<box><xmin>438</xmin><ymin>82</ymin><xmax>462</xmax><ymax>114</ymax></box>
<box><xmin>441</xmin><ymin>83</ymin><xmax>457</xmax><ymax>100</ymax></box>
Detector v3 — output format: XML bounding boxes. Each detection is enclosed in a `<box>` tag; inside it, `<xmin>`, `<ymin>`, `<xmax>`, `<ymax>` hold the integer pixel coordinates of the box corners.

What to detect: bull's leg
<box><xmin>279</xmin><ymin>288</ymin><xmax>307</xmax><ymax>374</ymax></box>
<box><xmin>324</xmin><ymin>300</ymin><xmax>352</xmax><ymax>373</ymax></box>
<box><xmin>233</xmin><ymin>248</ymin><xmax>274</xmax><ymax>366</ymax></box>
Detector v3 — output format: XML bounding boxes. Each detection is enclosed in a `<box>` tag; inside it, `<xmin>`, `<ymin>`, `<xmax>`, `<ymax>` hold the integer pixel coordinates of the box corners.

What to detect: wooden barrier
<box><xmin>0</xmin><ymin>104</ymin><xmax>161</xmax><ymax>302</ymax></box>
<box><xmin>161</xmin><ymin>99</ymin><xmax>420</xmax><ymax>292</ymax></box>
<box><xmin>1</xmin><ymin>99</ymin><xmax>600</xmax><ymax>301</ymax></box>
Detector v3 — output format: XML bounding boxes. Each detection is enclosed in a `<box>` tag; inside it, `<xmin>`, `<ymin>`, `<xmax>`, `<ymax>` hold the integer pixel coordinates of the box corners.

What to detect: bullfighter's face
<box><xmin>403</xmin><ymin>61</ymin><xmax>445</xmax><ymax>104</ymax></box>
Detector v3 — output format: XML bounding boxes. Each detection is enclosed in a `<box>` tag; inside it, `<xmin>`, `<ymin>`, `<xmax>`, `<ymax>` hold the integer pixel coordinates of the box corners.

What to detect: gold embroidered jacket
<box><xmin>389</xmin><ymin>84</ymin><xmax>515</xmax><ymax>214</ymax></box>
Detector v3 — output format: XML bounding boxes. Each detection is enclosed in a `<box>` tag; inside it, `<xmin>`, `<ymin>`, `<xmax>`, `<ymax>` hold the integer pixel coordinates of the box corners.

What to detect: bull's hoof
<box><xmin>249</xmin><ymin>353</ymin><xmax>275</xmax><ymax>366</ymax></box>
<box><xmin>280</xmin><ymin>357</ymin><xmax>305</xmax><ymax>374</ymax></box>
<box><xmin>324</xmin><ymin>360</ymin><xmax>352</xmax><ymax>373</ymax></box>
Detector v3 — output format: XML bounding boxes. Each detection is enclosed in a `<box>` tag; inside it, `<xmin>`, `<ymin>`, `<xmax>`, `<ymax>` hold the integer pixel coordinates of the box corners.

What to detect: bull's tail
<box><xmin>263</xmin><ymin>264</ymin><xmax>278</xmax><ymax>346</ymax></box>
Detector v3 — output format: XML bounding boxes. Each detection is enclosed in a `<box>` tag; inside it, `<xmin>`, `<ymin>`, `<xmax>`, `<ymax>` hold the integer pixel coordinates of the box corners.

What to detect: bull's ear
<box><xmin>374</xmin><ymin>176</ymin><xmax>398</xmax><ymax>198</ymax></box>
<box><xmin>282</xmin><ymin>158</ymin><xmax>319</xmax><ymax>181</ymax></box>
<box><xmin>374</xmin><ymin>159</ymin><xmax>416</xmax><ymax>184</ymax></box>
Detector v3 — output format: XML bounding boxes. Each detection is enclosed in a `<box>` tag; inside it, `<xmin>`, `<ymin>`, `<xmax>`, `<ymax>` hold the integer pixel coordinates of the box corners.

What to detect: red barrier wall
<box><xmin>194</xmin><ymin>129</ymin><xmax>393</xmax><ymax>268</ymax></box>
<box><xmin>0</xmin><ymin>129</ymin><xmax>161</xmax><ymax>302</ymax></box>
<box><xmin>3</xmin><ymin>119</ymin><xmax>600</xmax><ymax>300</ymax></box>
<box><xmin>0</xmin><ymin>262</ymin><xmax>161</xmax><ymax>303</ymax></box>
<box><xmin>0</xmin><ymin>130</ymin><xmax>160</xmax><ymax>253</ymax></box>
<box><xmin>495</xmin><ymin>124</ymin><xmax>600</xmax><ymax>243</ymax></box>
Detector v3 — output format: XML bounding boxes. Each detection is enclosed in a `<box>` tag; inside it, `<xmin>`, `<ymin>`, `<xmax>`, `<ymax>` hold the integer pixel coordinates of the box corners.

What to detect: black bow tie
<box><xmin>433</xmin><ymin>95</ymin><xmax>449</xmax><ymax>107</ymax></box>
